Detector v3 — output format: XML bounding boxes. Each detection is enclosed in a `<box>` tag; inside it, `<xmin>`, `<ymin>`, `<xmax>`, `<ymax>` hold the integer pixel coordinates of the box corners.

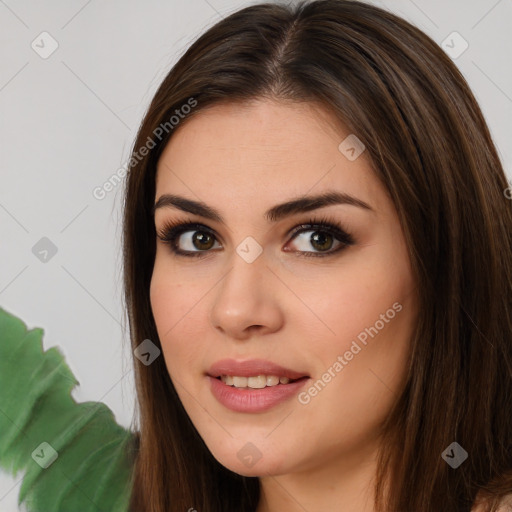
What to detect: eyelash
<box><xmin>155</xmin><ymin>215</ymin><xmax>356</xmax><ymax>259</ymax></box>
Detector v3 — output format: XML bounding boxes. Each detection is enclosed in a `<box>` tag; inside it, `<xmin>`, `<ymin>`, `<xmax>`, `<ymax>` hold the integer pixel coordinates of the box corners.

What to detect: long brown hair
<box><xmin>121</xmin><ymin>1</ymin><xmax>512</xmax><ymax>510</ymax></box>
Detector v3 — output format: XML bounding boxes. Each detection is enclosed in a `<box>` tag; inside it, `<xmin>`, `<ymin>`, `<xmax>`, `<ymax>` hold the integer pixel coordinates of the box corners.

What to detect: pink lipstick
<box><xmin>206</xmin><ymin>358</ymin><xmax>310</xmax><ymax>413</ymax></box>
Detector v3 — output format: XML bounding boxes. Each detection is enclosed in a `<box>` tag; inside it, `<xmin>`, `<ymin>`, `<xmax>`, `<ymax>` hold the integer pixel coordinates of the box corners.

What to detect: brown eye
<box><xmin>287</xmin><ymin>228</ymin><xmax>345</xmax><ymax>255</ymax></box>
<box><xmin>171</xmin><ymin>229</ymin><xmax>221</xmax><ymax>253</ymax></box>
<box><xmin>310</xmin><ymin>231</ymin><xmax>335</xmax><ymax>251</ymax></box>
<box><xmin>156</xmin><ymin>217</ymin><xmax>354</xmax><ymax>259</ymax></box>
<box><xmin>156</xmin><ymin>221</ymin><xmax>223</xmax><ymax>258</ymax></box>
<box><xmin>189</xmin><ymin>231</ymin><xmax>216</xmax><ymax>251</ymax></box>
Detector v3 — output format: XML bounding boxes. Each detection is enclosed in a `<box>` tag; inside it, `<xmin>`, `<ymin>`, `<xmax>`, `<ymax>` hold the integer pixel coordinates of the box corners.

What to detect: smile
<box><xmin>206</xmin><ymin>358</ymin><xmax>310</xmax><ymax>412</ymax></box>
<box><xmin>219</xmin><ymin>375</ymin><xmax>296</xmax><ymax>388</ymax></box>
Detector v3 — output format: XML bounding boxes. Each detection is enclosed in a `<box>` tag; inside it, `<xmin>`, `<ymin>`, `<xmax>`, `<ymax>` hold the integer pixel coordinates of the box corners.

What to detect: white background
<box><xmin>1</xmin><ymin>0</ymin><xmax>511</xmax><ymax>510</ymax></box>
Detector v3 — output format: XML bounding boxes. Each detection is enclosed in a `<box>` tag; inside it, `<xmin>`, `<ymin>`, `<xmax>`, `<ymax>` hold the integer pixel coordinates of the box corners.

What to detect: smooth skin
<box><xmin>150</xmin><ymin>98</ymin><xmax>419</xmax><ymax>512</ymax></box>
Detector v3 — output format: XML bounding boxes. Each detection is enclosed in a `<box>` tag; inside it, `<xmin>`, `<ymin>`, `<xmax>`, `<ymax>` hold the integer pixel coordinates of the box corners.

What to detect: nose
<box><xmin>209</xmin><ymin>249</ymin><xmax>284</xmax><ymax>340</ymax></box>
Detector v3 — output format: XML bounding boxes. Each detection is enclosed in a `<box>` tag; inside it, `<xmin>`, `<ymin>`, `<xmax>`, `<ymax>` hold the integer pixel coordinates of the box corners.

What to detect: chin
<box><xmin>211</xmin><ymin>446</ymin><xmax>291</xmax><ymax>477</ymax></box>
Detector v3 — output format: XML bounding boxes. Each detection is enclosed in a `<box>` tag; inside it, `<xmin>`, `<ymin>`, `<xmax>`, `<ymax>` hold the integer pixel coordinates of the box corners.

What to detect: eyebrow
<box><xmin>152</xmin><ymin>191</ymin><xmax>374</xmax><ymax>223</ymax></box>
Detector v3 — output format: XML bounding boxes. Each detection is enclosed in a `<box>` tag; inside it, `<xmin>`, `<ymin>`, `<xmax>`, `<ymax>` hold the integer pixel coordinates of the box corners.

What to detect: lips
<box><xmin>207</xmin><ymin>358</ymin><xmax>309</xmax><ymax>381</ymax></box>
<box><xmin>206</xmin><ymin>358</ymin><xmax>310</xmax><ymax>413</ymax></box>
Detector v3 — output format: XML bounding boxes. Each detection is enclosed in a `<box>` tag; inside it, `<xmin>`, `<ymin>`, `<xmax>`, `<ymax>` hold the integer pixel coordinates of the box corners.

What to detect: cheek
<box><xmin>149</xmin><ymin>267</ymin><xmax>202</xmax><ymax>373</ymax></box>
<box><xmin>149</xmin><ymin>262</ymin><xmax>227</xmax><ymax>403</ymax></box>
<box><xmin>298</xmin><ymin>288</ymin><xmax>415</xmax><ymax>446</ymax></box>
<box><xmin>150</xmin><ymin>259</ymin><xmax>202</xmax><ymax>335</ymax></box>
<box><xmin>291</xmin><ymin>259</ymin><xmax>404</xmax><ymax>340</ymax></box>
<box><xmin>293</xmin><ymin>248</ymin><xmax>416</xmax><ymax>383</ymax></box>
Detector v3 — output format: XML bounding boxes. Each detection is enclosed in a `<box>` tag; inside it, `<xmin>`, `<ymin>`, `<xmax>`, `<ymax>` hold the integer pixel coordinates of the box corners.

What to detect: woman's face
<box><xmin>150</xmin><ymin>99</ymin><xmax>418</xmax><ymax>478</ymax></box>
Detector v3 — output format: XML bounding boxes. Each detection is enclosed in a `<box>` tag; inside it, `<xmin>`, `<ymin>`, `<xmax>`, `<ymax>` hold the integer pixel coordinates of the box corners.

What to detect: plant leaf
<box><xmin>0</xmin><ymin>306</ymin><xmax>136</xmax><ymax>512</ymax></box>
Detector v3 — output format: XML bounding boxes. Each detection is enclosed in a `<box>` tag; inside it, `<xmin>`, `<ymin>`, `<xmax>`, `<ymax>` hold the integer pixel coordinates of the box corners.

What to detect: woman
<box><xmin>122</xmin><ymin>1</ymin><xmax>512</xmax><ymax>510</ymax></box>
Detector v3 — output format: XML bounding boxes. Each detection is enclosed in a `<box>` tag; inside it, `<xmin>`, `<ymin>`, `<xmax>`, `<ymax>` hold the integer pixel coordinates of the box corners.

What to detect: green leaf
<box><xmin>0</xmin><ymin>306</ymin><xmax>136</xmax><ymax>512</ymax></box>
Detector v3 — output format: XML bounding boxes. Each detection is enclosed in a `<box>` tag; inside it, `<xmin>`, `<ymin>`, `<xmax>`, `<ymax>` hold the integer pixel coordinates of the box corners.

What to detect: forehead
<box><xmin>154</xmin><ymin>99</ymin><xmax>386</xmax><ymax>217</ymax></box>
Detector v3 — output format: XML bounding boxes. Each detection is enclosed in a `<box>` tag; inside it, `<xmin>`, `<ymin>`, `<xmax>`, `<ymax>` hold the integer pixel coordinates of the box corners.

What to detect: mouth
<box><xmin>207</xmin><ymin>357</ymin><xmax>309</xmax><ymax>381</ymax></box>
<box><xmin>206</xmin><ymin>358</ymin><xmax>310</xmax><ymax>413</ymax></box>
<box><xmin>213</xmin><ymin>374</ymin><xmax>309</xmax><ymax>389</ymax></box>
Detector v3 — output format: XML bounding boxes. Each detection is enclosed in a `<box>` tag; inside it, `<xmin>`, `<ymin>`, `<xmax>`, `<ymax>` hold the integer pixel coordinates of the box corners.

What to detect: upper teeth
<box><xmin>220</xmin><ymin>375</ymin><xmax>291</xmax><ymax>388</ymax></box>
